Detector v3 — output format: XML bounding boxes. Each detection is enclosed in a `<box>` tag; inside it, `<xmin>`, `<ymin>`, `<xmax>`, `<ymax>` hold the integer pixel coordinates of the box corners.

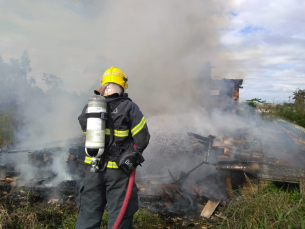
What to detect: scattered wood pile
<box><xmin>0</xmin><ymin>119</ymin><xmax>305</xmax><ymax>220</ymax></box>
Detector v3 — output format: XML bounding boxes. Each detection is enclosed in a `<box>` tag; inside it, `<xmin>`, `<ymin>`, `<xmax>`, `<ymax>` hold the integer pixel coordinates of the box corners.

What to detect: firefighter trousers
<box><xmin>75</xmin><ymin>166</ymin><xmax>139</xmax><ymax>229</ymax></box>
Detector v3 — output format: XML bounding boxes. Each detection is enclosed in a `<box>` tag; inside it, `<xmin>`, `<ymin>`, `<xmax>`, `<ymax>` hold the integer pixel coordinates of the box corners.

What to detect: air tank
<box><xmin>85</xmin><ymin>95</ymin><xmax>107</xmax><ymax>160</ymax></box>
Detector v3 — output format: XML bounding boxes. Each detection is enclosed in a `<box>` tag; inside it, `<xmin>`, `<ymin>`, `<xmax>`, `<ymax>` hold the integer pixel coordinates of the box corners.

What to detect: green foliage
<box><xmin>276</xmin><ymin>102</ymin><xmax>305</xmax><ymax>128</ymax></box>
<box><xmin>218</xmin><ymin>182</ymin><xmax>305</xmax><ymax>229</ymax></box>
<box><xmin>247</xmin><ymin>89</ymin><xmax>305</xmax><ymax>128</ymax></box>
<box><xmin>0</xmin><ymin>112</ymin><xmax>15</xmax><ymax>147</ymax></box>
<box><xmin>264</xmin><ymin>182</ymin><xmax>303</xmax><ymax>203</ymax></box>
<box><xmin>262</xmin><ymin>100</ymin><xmax>305</xmax><ymax>128</ymax></box>
<box><xmin>246</xmin><ymin>98</ymin><xmax>267</xmax><ymax>108</ymax></box>
<box><xmin>293</xmin><ymin>88</ymin><xmax>305</xmax><ymax>104</ymax></box>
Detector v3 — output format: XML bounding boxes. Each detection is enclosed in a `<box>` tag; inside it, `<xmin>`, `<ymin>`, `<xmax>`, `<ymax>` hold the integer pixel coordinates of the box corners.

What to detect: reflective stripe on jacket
<box><xmin>85</xmin><ymin>156</ymin><xmax>119</xmax><ymax>168</ymax></box>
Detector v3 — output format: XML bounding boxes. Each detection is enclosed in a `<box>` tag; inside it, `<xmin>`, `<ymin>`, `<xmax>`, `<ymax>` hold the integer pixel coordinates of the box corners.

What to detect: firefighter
<box><xmin>75</xmin><ymin>67</ymin><xmax>150</xmax><ymax>229</ymax></box>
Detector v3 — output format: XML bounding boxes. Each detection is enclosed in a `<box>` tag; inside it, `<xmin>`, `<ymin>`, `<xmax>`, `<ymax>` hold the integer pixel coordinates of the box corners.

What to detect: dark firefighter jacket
<box><xmin>78</xmin><ymin>93</ymin><xmax>150</xmax><ymax>169</ymax></box>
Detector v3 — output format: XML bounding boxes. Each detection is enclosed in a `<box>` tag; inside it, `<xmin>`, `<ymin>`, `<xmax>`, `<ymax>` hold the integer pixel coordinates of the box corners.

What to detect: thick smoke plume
<box><xmin>0</xmin><ymin>1</ymin><xmax>238</xmax><ymax>188</ymax></box>
<box><xmin>74</xmin><ymin>0</ymin><xmax>238</xmax><ymax>115</ymax></box>
<box><xmin>3</xmin><ymin>1</ymin><xmax>302</xmax><ymax>200</ymax></box>
<box><xmin>1</xmin><ymin>1</ymin><xmax>240</xmax><ymax>143</ymax></box>
<box><xmin>0</xmin><ymin>52</ymin><xmax>82</xmax><ymax>187</ymax></box>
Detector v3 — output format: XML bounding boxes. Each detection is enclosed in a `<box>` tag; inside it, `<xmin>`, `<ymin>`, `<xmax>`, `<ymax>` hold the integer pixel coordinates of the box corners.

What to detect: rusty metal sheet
<box><xmin>200</xmin><ymin>196</ymin><xmax>221</xmax><ymax>219</ymax></box>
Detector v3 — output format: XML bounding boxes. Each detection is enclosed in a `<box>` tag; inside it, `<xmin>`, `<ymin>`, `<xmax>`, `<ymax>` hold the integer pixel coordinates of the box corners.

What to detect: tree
<box><xmin>42</xmin><ymin>73</ymin><xmax>63</xmax><ymax>90</ymax></box>
<box><xmin>292</xmin><ymin>89</ymin><xmax>305</xmax><ymax>104</ymax></box>
<box><xmin>0</xmin><ymin>50</ymin><xmax>38</xmax><ymax>111</ymax></box>
<box><xmin>246</xmin><ymin>98</ymin><xmax>266</xmax><ymax>108</ymax></box>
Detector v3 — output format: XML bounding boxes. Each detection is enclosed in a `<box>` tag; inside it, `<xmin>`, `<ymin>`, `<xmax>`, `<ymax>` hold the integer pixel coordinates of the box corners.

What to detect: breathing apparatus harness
<box><xmin>85</xmin><ymin>93</ymin><xmax>144</xmax><ymax>174</ymax></box>
<box><xmin>98</xmin><ymin>98</ymin><xmax>122</xmax><ymax>172</ymax></box>
<box><xmin>102</xmin><ymin>94</ymin><xmax>144</xmax><ymax>174</ymax></box>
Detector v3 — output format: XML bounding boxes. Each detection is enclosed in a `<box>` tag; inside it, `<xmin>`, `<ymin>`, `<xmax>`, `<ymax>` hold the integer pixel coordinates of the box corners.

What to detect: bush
<box><xmin>273</xmin><ymin>102</ymin><xmax>305</xmax><ymax>128</ymax></box>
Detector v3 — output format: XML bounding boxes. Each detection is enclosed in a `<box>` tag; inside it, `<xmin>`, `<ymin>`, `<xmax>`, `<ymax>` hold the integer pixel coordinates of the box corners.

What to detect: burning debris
<box><xmin>0</xmin><ymin>138</ymin><xmax>86</xmax><ymax>205</ymax></box>
<box><xmin>1</xmin><ymin>101</ymin><xmax>305</xmax><ymax>222</ymax></box>
<box><xmin>133</xmin><ymin>115</ymin><xmax>305</xmax><ymax>219</ymax></box>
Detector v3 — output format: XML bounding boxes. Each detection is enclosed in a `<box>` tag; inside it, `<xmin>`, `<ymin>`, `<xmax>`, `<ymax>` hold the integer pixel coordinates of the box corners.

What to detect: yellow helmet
<box><xmin>101</xmin><ymin>66</ymin><xmax>128</xmax><ymax>91</ymax></box>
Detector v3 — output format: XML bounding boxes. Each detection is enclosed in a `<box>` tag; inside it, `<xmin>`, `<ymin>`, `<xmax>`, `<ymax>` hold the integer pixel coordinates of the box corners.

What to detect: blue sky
<box><xmin>0</xmin><ymin>0</ymin><xmax>304</xmax><ymax>104</ymax></box>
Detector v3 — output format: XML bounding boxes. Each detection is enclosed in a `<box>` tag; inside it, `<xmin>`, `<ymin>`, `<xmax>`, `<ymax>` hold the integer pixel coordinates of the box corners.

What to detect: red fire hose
<box><xmin>112</xmin><ymin>169</ymin><xmax>136</xmax><ymax>229</ymax></box>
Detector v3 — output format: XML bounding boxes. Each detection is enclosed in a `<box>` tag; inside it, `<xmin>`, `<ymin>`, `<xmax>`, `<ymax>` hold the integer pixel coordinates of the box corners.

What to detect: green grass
<box><xmin>1</xmin><ymin>183</ymin><xmax>303</xmax><ymax>229</ymax></box>
<box><xmin>133</xmin><ymin>209</ymin><xmax>168</xmax><ymax>229</ymax></box>
<box><xmin>0</xmin><ymin>195</ymin><xmax>168</xmax><ymax>229</ymax></box>
<box><xmin>217</xmin><ymin>182</ymin><xmax>305</xmax><ymax>229</ymax></box>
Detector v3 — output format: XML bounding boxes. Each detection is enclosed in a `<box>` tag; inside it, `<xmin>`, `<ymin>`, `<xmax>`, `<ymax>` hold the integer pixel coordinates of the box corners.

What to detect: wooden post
<box><xmin>300</xmin><ymin>179</ymin><xmax>305</xmax><ymax>195</ymax></box>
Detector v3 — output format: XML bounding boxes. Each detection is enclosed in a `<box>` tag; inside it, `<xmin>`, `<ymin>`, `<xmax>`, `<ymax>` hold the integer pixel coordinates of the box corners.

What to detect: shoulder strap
<box><xmin>99</xmin><ymin>103</ymin><xmax>115</xmax><ymax>171</ymax></box>
<box><xmin>100</xmin><ymin>96</ymin><xmax>132</xmax><ymax>170</ymax></box>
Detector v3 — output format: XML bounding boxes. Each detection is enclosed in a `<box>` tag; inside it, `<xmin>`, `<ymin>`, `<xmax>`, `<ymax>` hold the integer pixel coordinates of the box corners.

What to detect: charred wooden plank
<box><xmin>216</xmin><ymin>163</ymin><xmax>260</xmax><ymax>174</ymax></box>
<box><xmin>258</xmin><ymin>164</ymin><xmax>305</xmax><ymax>183</ymax></box>
<box><xmin>300</xmin><ymin>179</ymin><xmax>305</xmax><ymax>195</ymax></box>
<box><xmin>200</xmin><ymin>196</ymin><xmax>221</xmax><ymax>219</ymax></box>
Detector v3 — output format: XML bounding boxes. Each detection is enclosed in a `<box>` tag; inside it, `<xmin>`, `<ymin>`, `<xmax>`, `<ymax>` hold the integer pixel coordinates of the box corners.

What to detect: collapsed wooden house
<box><xmin>1</xmin><ymin>72</ymin><xmax>305</xmax><ymax>220</ymax></box>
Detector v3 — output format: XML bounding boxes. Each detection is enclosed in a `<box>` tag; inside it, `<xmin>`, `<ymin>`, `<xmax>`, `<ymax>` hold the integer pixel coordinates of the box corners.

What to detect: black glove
<box><xmin>116</xmin><ymin>145</ymin><xmax>145</xmax><ymax>175</ymax></box>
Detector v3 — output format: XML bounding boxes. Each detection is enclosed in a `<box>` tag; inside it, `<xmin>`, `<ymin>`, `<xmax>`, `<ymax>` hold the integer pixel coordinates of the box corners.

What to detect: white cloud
<box><xmin>224</xmin><ymin>0</ymin><xmax>305</xmax><ymax>102</ymax></box>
